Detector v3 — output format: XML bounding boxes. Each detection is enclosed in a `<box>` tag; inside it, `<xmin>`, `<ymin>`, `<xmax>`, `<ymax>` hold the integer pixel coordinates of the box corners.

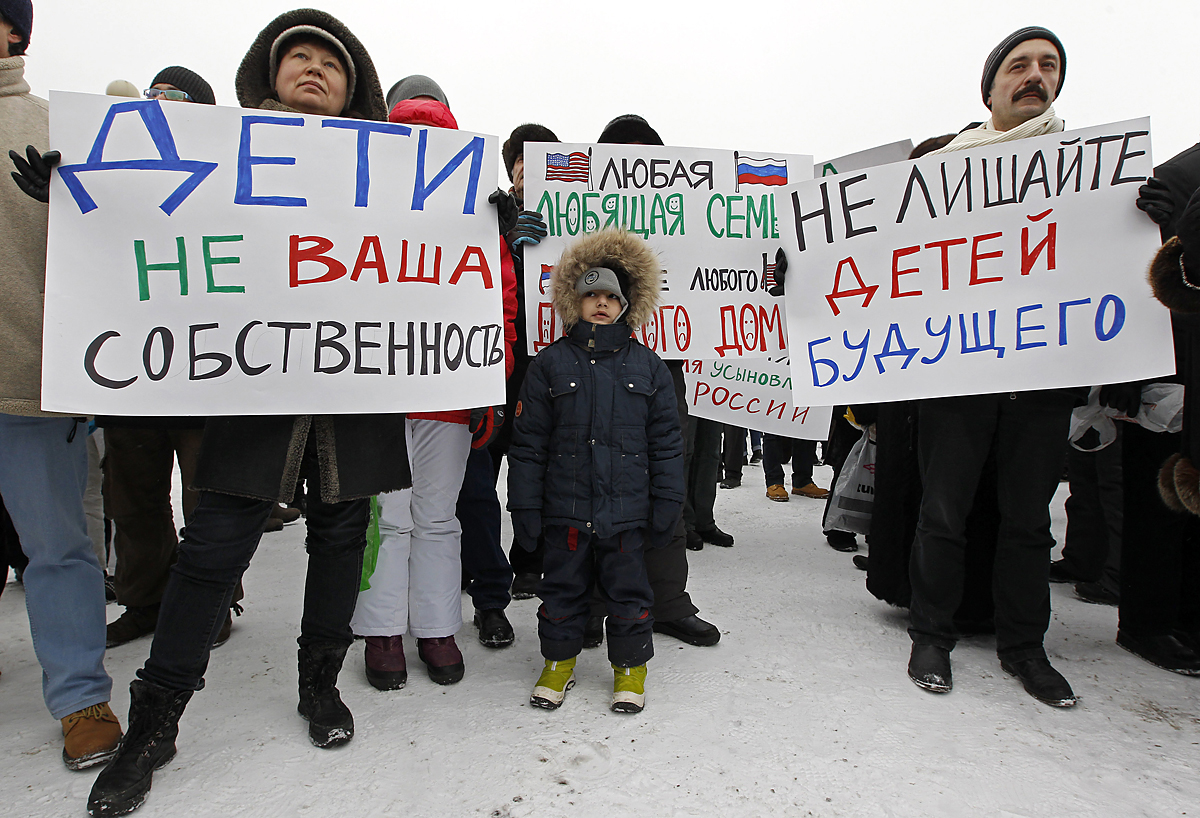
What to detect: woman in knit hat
<box><xmin>88</xmin><ymin>10</ymin><xmax>403</xmax><ymax>817</ymax></box>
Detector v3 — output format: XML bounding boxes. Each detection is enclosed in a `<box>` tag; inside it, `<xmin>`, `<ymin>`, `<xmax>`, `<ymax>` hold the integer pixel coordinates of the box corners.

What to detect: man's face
<box><xmin>580</xmin><ymin>290</ymin><xmax>621</xmax><ymax>325</ymax></box>
<box><xmin>512</xmin><ymin>156</ymin><xmax>525</xmax><ymax>202</ymax></box>
<box><xmin>149</xmin><ymin>83</ymin><xmax>196</xmax><ymax>103</ymax></box>
<box><xmin>1</xmin><ymin>18</ymin><xmax>20</xmax><ymax>58</ymax></box>
<box><xmin>275</xmin><ymin>40</ymin><xmax>348</xmax><ymax>116</ymax></box>
<box><xmin>987</xmin><ymin>38</ymin><xmax>1061</xmax><ymax>131</ymax></box>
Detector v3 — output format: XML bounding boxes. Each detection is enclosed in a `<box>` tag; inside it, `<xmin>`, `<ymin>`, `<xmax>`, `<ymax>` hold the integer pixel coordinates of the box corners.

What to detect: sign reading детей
<box><xmin>781</xmin><ymin>118</ymin><xmax>1175</xmax><ymax>407</ymax></box>
<box><xmin>41</xmin><ymin>91</ymin><xmax>505</xmax><ymax>416</ymax></box>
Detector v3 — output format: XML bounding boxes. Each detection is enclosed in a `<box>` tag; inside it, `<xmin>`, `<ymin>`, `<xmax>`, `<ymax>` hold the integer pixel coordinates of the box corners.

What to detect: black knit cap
<box><xmin>0</xmin><ymin>0</ymin><xmax>32</xmax><ymax>55</ymax></box>
<box><xmin>502</xmin><ymin>123</ymin><xmax>559</xmax><ymax>180</ymax></box>
<box><xmin>598</xmin><ymin>114</ymin><xmax>663</xmax><ymax>146</ymax></box>
<box><xmin>981</xmin><ymin>26</ymin><xmax>1066</xmax><ymax>108</ymax></box>
<box><xmin>151</xmin><ymin>66</ymin><xmax>216</xmax><ymax>105</ymax></box>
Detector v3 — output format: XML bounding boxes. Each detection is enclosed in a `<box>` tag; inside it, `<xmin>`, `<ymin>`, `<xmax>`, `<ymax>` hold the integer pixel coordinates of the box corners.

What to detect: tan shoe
<box><xmin>766</xmin><ymin>484</ymin><xmax>790</xmax><ymax>502</ymax></box>
<box><xmin>792</xmin><ymin>482</ymin><xmax>830</xmax><ymax>499</ymax></box>
<box><xmin>62</xmin><ymin>702</ymin><xmax>122</xmax><ymax>771</ymax></box>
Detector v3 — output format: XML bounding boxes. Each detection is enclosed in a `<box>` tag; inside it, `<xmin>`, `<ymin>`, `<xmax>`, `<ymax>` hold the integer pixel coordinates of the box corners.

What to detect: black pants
<box><xmin>908</xmin><ymin>393</ymin><xmax>1072</xmax><ymax>660</ymax></box>
<box><xmin>1061</xmin><ymin>430</ymin><xmax>1123</xmax><ymax>591</ymax></box>
<box><xmin>763</xmin><ymin>435</ymin><xmax>816</xmax><ymax>488</ymax></box>
<box><xmin>140</xmin><ymin>440</ymin><xmax>367</xmax><ymax>692</ymax></box>
<box><xmin>539</xmin><ymin>526</ymin><xmax>654</xmax><ymax>667</ymax></box>
<box><xmin>684</xmin><ymin>418</ymin><xmax>722</xmax><ymax>532</ymax></box>
<box><xmin>722</xmin><ymin>425</ymin><xmax>746</xmax><ymax>481</ymax></box>
<box><xmin>458</xmin><ymin>446</ymin><xmax>512</xmax><ymax>610</ymax></box>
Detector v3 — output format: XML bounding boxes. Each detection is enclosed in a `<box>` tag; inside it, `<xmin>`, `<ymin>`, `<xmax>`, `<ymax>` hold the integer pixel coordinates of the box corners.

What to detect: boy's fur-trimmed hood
<box><xmin>551</xmin><ymin>229</ymin><xmax>661</xmax><ymax>331</ymax></box>
<box><xmin>1148</xmin><ymin>236</ymin><xmax>1200</xmax><ymax>314</ymax></box>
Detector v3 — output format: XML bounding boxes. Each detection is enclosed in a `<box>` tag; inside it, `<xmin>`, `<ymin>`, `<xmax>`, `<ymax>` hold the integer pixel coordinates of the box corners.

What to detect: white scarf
<box><xmin>930</xmin><ymin>107</ymin><xmax>1064</xmax><ymax>155</ymax></box>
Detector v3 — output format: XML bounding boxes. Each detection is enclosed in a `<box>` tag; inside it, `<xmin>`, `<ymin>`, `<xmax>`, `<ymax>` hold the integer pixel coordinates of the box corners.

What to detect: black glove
<box><xmin>10</xmin><ymin>146</ymin><xmax>60</xmax><ymax>203</ymax></box>
<box><xmin>644</xmin><ymin>524</ymin><xmax>675</xmax><ymax>550</ymax></box>
<box><xmin>508</xmin><ymin>210</ymin><xmax>548</xmax><ymax>247</ymax></box>
<box><xmin>511</xmin><ymin>509</ymin><xmax>542</xmax><ymax>551</ymax></box>
<box><xmin>469</xmin><ymin>405</ymin><xmax>504</xmax><ymax>449</ymax></box>
<box><xmin>1099</xmin><ymin>382</ymin><xmax>1142</xmax><ymax>418</ymax></box>
<box><xmin>488</xmin><ymin>189</ymin><xmax>520</xmax><ymax>236</ymax></box>
<box><xmin>1136</xmin><ymin>176</ymin><xmax>1174</xmax><ymax>227</ymax></box>
<box><xmin>767</xmin><ymin>247</ymin><xmax>788</xmax><ymax>297</ymax></box>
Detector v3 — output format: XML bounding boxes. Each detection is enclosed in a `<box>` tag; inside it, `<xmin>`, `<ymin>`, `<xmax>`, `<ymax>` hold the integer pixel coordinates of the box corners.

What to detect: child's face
<box><xmin>580</xmin><ymin>290</ymin><xmax>621</xmax><ymax>325</ymax></box>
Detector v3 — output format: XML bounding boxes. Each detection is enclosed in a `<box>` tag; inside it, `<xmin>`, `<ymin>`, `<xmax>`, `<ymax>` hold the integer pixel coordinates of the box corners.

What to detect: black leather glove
<box><xmin>10</xmin><ymin>146</ymin><xmax>60</xmax><ymax>203</ymax></box>
<box><xmin>511</xmin><ymin>509</ymin><xmax>542</xmax><ymax>551</ymax></box>
<box><xmin>1136</xmin><ymin>176</ymin><xmax>1174</xmax><ymax>227</ymax></box>
<box><xmin>1099</xmin><ymin>382</ymin><xmax>1142</xmax><ymax>419</ymax></box>
<box><xmin>469</xmin><ymin>405</ymin><xmax>504</xmax><ymax>449</ymax></box>
<box><xmin>767</xmin><ymin>247</ymin><xmax>788</xmax><ymax>297</ymax></box>
<box><xmin>508</xmin><ymin>210</ymin><xmax>548</xmax><ymax>247</ymax></box>
<box><xmin>488</xmin><ymin>189</ymin><xmax>520</xmax><ymax>236</ymax></box>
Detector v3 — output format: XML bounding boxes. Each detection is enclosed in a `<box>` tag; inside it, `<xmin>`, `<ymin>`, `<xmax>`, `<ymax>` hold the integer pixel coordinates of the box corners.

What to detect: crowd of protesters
<box><xmin>1</xmin><ymin>3</ymin><xmax>1198</xmax><ymax>816</ymax></box>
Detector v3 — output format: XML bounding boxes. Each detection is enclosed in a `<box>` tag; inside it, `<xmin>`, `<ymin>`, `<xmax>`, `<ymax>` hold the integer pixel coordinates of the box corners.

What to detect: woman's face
<box><xmin>275</xmin><ymin>39</ymin><xmax>347</xmax><ymax>116</ymax></box>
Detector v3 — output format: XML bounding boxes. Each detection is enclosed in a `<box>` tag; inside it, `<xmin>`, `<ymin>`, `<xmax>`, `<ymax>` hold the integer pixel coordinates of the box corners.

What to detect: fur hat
<box><xmin>237</xmin><ymin>8</ymin><xmax>385</xmax><ymax>121</ymax></box>
<box><xmin>503</xmin><ymin>123</ymin><xmax>559</xmax><ymax>180</ymax></box>
<box><xmin>0</xmin><ymin>0</ymin><xmax>31</xmax><ymax>55</ymax></box>
<box><xmin>386</xmin><ymin>75</ymin><xmax>448</xmax><ymax>112</ymax></box>
<box><xmin>598</xmin><ymin>114</ymin><xmax>663</xmax><ymax>146</ymax></box>
<box><xmin>981</xmin><ymin>26</ymin><xmax>1066</xmax><ymax>108</ymax></box>
<box><xmin>552</xmin><ymin>229</ymin><xmax>661</xmax><ymax>331</ymax></box>
<box><xmin>151</xmin><ymin>66</ymin><xmax>216</xmax><ymax>105</ymax></box>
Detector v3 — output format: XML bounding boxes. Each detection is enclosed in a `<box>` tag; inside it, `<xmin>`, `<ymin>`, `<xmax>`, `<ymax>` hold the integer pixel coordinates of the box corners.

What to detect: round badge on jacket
<box><xmin>515</xmin><ymin>401</ymin><xmax>523</xmax><ymax>418</ymax></box>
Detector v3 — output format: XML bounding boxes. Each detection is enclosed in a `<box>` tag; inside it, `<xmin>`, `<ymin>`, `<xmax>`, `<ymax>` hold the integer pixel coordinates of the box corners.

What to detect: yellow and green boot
<box><xmin>530</xmin><ymin>657</ymin><xmax>576</xmax><ymax>709</ymax></box>
<box><xmin>611</xmin><ymin>664</ymin><xmax>647</xmax><ymax>713</ymax></box>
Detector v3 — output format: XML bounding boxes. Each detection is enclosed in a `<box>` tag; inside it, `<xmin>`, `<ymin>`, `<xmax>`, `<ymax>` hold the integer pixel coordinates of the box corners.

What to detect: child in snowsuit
<box><xmin>507</xmin><ymin>228</ymin><xmax>685</xmax><ymax>713</ymax></box>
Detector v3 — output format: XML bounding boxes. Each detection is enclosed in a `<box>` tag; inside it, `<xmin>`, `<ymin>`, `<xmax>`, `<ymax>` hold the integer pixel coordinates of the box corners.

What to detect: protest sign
<box><xmin>682</xmin><ymin>358</ymin><xmax>832</xmax><ymax>439</ymax></box>
<box><xmin>41</xmin><ymin>92</ymin><xmax>505</xmax><ymax>416</ymax></box>
<box><xmin>780</xmin><ymin>118</ymin><xmax>1175</xmax><ymax>407</ymax></box>
<box><xmin>523</xmin><ymin>142</ymin><xmax>812</xmax><ymax>359</ymax></box>
<box><xmin>815</xmin><ymin>139</ymin><xmax>914</xmax><ymax>177</ymax></box>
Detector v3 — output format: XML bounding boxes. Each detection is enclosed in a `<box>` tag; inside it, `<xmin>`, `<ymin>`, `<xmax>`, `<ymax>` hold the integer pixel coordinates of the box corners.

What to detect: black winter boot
<box><xmin>87</xmin><ymin>680</ymin><xmax>193</xmax><ymax>817</ymax></box>
<box><xmin>297</xmin><ymin>642</ymin><xmax>354</xmax><ymax>748</ymax></box>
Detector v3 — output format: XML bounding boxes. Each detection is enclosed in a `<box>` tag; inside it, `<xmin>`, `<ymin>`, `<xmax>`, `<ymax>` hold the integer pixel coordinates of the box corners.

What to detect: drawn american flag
<box><xmin>762</xmin><ymin>255</ymin><xmax>778</xmax><ymax>289</ymax></box>
<box><xmin>546</xmin><ymin>152</ymin><xmax>590</xmax><ymax>184</ymax></box>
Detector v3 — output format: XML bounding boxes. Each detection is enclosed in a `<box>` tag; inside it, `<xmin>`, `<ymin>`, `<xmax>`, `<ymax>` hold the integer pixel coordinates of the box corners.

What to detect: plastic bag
<box><xmin>1069</xmin><ymin>383</ymin><xmax>1184</xmax><ymax>452</ymax></box>
<box><xmin>822</xmin><ymin>428</ymin><xmax>875</xmax><ymax>535</ymax></box>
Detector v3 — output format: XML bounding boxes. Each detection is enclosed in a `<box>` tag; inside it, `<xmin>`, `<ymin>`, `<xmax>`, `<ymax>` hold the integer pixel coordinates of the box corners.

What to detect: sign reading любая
<box><xmin>41</xmin><ymin>91</ymin><xmax>505</xmax><ymax>416</ymax></box>
<box><xmin>523</xmin><ymin>142</ymin><xmax>812</xmax><ymax>359</ymax></box>
<box><xmin>781</xmin><ymin>118</ymin><xmax>1175</xmax><ymax>407</ymax></box>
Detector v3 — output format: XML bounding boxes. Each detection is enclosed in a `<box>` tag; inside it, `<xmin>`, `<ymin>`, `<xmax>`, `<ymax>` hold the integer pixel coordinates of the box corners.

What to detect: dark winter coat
<box><xmin>507</xmin><ymin>229</ymin><xmax>685</xmax><ymax>539</ymax></box>
<box><xmin>192</xmin><ymin>9</ymin><xmax>408</xmax><ymax>505</ymax></box>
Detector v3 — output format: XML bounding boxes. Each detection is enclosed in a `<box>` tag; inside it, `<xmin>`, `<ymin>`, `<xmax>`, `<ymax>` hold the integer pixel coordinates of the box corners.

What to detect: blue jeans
<box><xmin>0</xmin><ymin>414</ymin><xmax>111</xmax><ymax>718</ymax></box>
<box><xmin>457</xmin><ymin>446</ymin><xmax>512</xmax><ymax>610</ymax></box>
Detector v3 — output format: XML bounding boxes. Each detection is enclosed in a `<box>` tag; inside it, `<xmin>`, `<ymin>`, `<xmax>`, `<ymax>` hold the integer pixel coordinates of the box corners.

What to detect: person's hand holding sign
<box><xmin>9</xmin><ymin>145</ymin><xmax>59</xmax><ymax>203</ymax></box>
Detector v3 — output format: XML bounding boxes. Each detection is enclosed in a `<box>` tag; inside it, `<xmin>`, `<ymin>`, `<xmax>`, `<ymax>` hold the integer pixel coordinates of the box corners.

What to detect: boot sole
<box><xmin>611</xmin><ymin>690</ymin><xmax>645</xmax><ymax>713</ymax></box>
<box><xmin>297</xmin><ymin>708</ymin><xmax>355</xmax><ymax>748</ymax></box>
<box><xmin>530</xmin><ymin>678</ymin><xmax>575</xmax><ymax>710</ymax></box>
<box><xmin>365</xmin><ymin>667</ymin><xmax>407</xmax><ymax>691</ymax></box>
<box><xmin>473</xmin><ymin>614</ymin><xmax>515</xmax><ymax>649</ymax></box>
<box><xmin>652</xmin><ymin>622</ymin><xmax>720</xmax><ymax>647</ymax></box>
<box><xmin>907</xmin><ymin>670</ymin><xmax>951</xmax><ymax>694</ymax></box>
<box><xmin>87</xmin><ymin>748</ymin><xmax>175</xmax><ymax>817</ymax></box>
<box><xmin>64</xmin><ymin>744</ymin><xmax>119</xmax><ymax>772</ymax></box>
<box><xmin>1115</xmin><ymin>637</ymin><xmax>1200</xmax><ymax>676</ymax></box>
<box><xmin>423</xmin><ymin>662</ymin><xmax>465</xmax><ymax>685</ymax></box>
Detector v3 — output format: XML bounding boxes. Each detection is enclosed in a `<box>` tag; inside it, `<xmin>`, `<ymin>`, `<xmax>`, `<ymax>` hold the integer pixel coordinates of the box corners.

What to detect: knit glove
<box><xmin>767</xmin><ymin>247</ymin><xmax>788</xmax><ymax>297</ymax></box>
<box><xmin>9</xmin><ymin>146</ymin><xmax>60</xmax><ymax>203</ymax></box>
<box><xmin>1135</xmin><ymin>176</ymin><xmax>1174</xmax><ymax>227</ymax></box>
<box><xmin>511</xmin><ymin>509</ymin><xmax>542</xmax><ymax>552</ymax></box>
<box><xmin>469</xmin><ymin>406</ymin><xmax>504</xmax><ymax>449</ymax></box>
<box><xmin>1099</xmin><ymin>382</ymin><xmax>1141</xmax><ymax>419</ymax></box>
<box><xmin>488</xmin><ymin>189</ymin><xmax>520</xmax><ymax>235</ymax></box>
<box><xmin>508</xmin><ymin>211</ymin><xmax>548</xmax><ymax>247</ymax></box>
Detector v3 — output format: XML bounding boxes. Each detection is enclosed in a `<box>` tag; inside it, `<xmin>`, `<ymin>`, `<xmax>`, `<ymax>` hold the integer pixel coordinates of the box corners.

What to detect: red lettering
<box><xmin>448</xmin><ymin>246</ymin><xmax>493</xmax><ymax>289</ymax></box>
<box><xmin>766</xmin><ymin>399</ymin><xmax>786</xmax><ymax>420</ymax></box>
<box><xmin>692</xmin><ymin>381</ymin><xmax>710</xmax><ymax>405</ymax></box>
<box><xmin>792</xmin><ymin>406</ymin><xmax>810</xmax><ymax>423</ymax></box>
<box><xmin>712</xmin><ymin>386</ymin><xmax>730</xmax><ymax>406</ymax></box>
<box><xmin>745</xmin><ymin>397</ymin><xmax>761</xmax><ymax>414</ymax></box>
<box><xmin>924</xmin><ymin>237</ymin><xmax>967</xmax><ymax>291</ymax></box>
<box><xmin>290</xmin><ymin>235</ymin><xmax>346</xmax><ymax>287</ymax></box>
<box><xmin>969</xmin><ymin>232</ymin><xmax>1004</xmax><ymax>285</ymax></box>
<box><xmin>350</xmin><ymin>236</ymin><xmax>387</xmax><ymax>283</ymax></box>
<box><xmin>891</xmin><ymin>245</ymin><xmax>922</xmax><ymax>298</ymax></box>
<box><xmin>825</xmin><ymin>257</ymin><xmax>879</xmax><ymax>317</ymax></box>
<box><xmin>729</xmin><ymin>392</ymin><xmax>745</xmax><ymax>411</ymax></box>
<box><xmin>1021</xmin><ymin>210</ymin><xmax>1056</xmax><ymax>276</ymax></box>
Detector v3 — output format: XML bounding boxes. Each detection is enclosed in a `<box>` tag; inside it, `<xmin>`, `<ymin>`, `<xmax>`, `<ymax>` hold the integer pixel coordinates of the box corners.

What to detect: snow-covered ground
<box><xmin>2</xmin><ymin>462</ymin><xmax>1198</xmax><ymax>817</ymax></box>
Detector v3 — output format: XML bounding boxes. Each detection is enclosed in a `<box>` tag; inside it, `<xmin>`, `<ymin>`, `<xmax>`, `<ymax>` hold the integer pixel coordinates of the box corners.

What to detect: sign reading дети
<box><xmin>523</xmin><ymin>142</ymin><xmax>812</xmax><ymax>359</ymax></box>
<box><xmin>41</xmin><ymin>91</ymin><xmax>505</xmax><ymax>416</ymax></box>
<box><xmin>781</xmin><ymin>118</ymin><xmax>1175</xmax><ymax>406</ymax></box>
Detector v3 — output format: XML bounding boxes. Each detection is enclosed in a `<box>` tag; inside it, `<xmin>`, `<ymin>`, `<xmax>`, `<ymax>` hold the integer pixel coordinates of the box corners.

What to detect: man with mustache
<box><xmin>905</xmin><ymin>27</ymin><xmax>1082</xmax><ymax>707</ymax></box>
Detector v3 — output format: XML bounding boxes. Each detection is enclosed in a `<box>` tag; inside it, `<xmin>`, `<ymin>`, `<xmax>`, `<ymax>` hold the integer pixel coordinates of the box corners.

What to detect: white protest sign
<box><xmin>781</xmin><ymin>118</ymin><xmax>1174</xmax><ymax>406</ymax></box>
<box><xmin>815</xmin><ymin>139</ymin><xmax>914</xmax><ymax>177</ymax></box>
<box><xmin>41</xmin><ymin>92</ymin><xmax>505</xmax><ymax>416</ymax></box>
<box><xmin>682</xmin><ymin>358</ymin><xmax>832</xmax><ymax>439</ymax></box>
<box><xmin>523</xmin><ymin>142</ymin><xmax>812</xmax><ymax>359</ymax></box>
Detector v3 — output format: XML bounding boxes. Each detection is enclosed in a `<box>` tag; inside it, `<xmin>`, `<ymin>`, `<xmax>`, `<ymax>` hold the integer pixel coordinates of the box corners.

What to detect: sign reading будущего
<box><xmin>41</xmin><ymin>91</ymin><xmax>505</xmax><ymax>416</ymax></box>
<box><xmin>523</xmin><ymin>142</ymin><xmax>812</xmax><ymax>359</ymax></box>
<box><xmin>781</xmin><ymin>118</ymin><xmax>1175</xmax><ymax>406</ymax></box>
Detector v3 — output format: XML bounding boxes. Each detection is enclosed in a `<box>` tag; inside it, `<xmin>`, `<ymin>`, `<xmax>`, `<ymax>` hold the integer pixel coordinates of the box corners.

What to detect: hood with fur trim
<box><xmin>236</xmin><ymin>8</ymin><xmax>385</xmax><ymax>121</ymax></box>
<box><xmin>551</xmin><ymin>229</ymin><xmax>661</xmax><ymax>331</ymax></box>
<box><xmin>1148</xmin><ymin>236</ymin><xmax>1200</xmax><ymax>314</ymax></box>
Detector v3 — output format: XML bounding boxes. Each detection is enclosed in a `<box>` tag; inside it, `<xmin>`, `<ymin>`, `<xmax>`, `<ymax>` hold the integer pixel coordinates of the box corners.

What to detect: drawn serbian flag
<box><xmin>736</xmin><ymin>155</ymin><xmax>788</xmax><ymax>186</ymax></box>
<box><xmin>546</xmin><ymin>151</ymin><xmax>590</xmax><ymax>183</ymax></box>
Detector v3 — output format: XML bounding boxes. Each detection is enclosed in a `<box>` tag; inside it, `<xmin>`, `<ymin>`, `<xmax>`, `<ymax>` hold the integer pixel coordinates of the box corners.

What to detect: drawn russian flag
<box><xmin>539</xmin><ymin>263</ymin><xmax>554</xmax><ymax>294</ymax></box>
<box><xmin>737</xmin><ymin>156</ymin><xmax>788</xmax><ymax>186</ymax></box>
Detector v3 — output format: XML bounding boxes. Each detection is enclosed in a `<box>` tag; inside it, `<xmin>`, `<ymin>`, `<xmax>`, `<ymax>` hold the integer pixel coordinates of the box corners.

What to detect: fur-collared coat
<box><xmin>507</xmin><ymin>229</ymin><xmax>684</xmax><ymax>539</ymax></box>
<box><xmin>192</xmin><ymin>10</ymin><xmax>408</xmax><ymax>504</ymax></box>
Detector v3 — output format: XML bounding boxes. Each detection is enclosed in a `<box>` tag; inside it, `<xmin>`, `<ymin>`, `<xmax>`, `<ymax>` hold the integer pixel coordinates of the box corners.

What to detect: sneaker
<box><xmin>653</xmin><ymin>614</ymin><xmax>720</xmax><ymax>647</ymax></box>
<box><xmin>62</xmin><ymin>702</ymin><xmax>122</xmax><ymax>771</ymax></box>
<box><xmin>106</xmin><ymin>604</ymin><xmax>159</xmax><ymax>648</ymax></box>
<box><xmin>612</xmin><ymin>664</ymin><xmax>647</xmax><ymax>713</ymax></box>
<box><xmin>511</xmin><ymin>573</ymin><xmax>540</xmax><ymax>600</ymax></box>
<box><xmin>530</xmin><ymin>657</ymin><xmax>576</xmax><ymax>709</ymax></box>
<box><xmin>719</xmin><ymin>477</ymin><xmax>741</xmax><ymax>489</ymax></box>
<box><xmin>1000</xmin><ymin>656</ymin><xmax>1076</xmax><ymax>707</ymax></box>
<box><xmin>583</xmin><ymin>615</ymin><xmax>605</xmax><ymax>649</ymax></box>
<box><xmin>792</xmin><ymin>482</ymin><xmax>830</xmax><ymax>499</ymax></box>
<box><xmin>473</xmin><ymin>608</ymin><xmax>515</xmax><ymax>648</ymax></box>
<box><xmin>417</xmin><ymin>636</ymin><xmax>465</xmax><ymax>685</ymax></box>
<box><xmin>1075</xmin><ymin>581</ymin><xmax>1118</xmax><ymax>606</ymax></box>
<box><xmin>364</xmin><ymin>635</ymin><xmax>407</xmax><ymax>690</ymax></box>
<box><xmin>908</xmin><ymin>643</ymin><xmax>952</xmax><ymax>693</ymax></box>
<box><xmin>766</xmin><ymin>484</ymin><xmax>789</xmax><ymax>502</ymax></box>
<box><xmin>697</xmin><ymin>525</ymin><xmax>734</xmax><ymax>548</ymax></box>
<box><xmin>749</xmin><ymin>450</ymin><xmax>762</xmax><ymax>465</ymax></box>
<box><xmin>1116</xmin><ymin>630</ymin><xmax>1200</xmax><ymax>676</ymax></box>
<box><xmin>685</xmin><ymin>530</ymin><xmax>703</xmax><ymax>551</ymax></box>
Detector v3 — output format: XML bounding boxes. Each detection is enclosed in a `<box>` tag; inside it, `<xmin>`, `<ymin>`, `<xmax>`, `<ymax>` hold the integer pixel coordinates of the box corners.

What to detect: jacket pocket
<box><xmin>614</xmin><ymin>427</ymin><xmax>650</xmax><ymax>520</ymax></box>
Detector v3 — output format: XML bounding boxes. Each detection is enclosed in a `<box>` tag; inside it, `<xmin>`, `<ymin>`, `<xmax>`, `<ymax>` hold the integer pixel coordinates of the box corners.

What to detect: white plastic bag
<box><xmin>823</xmin><ymin>428</ymin><xmax>875</xmax><ymax>535</ymax></box>
<box><xmin>1069</xmin><ymin>383</ymin><xmax>1185</xmax><ymax>451</ymax></box>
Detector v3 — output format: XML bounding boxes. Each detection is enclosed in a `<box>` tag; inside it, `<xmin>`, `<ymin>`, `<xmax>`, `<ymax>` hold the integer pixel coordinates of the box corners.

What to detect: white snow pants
<box><xmin>351</xmin><ymin>418</ymin><xmax>472</xmax><ymax>638</ymax></box>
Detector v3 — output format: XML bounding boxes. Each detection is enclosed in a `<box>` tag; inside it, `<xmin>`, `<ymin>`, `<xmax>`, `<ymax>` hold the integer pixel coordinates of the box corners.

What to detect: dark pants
<box><xmin>1062</xmin><ymin>430</ymin><xmax>1123</xmax><ymax>592</ymax></box>
<box><xmin>458</xmin><ymin>446</ymin><xmax>512</xmax><ymax>610</ymax></box>
<box><xmin>722</xmin><ymin>425</ymin><xmax>746</xmax><ymax>481</ymax></box>
<box><xmin>763</xmin><ymin>435</ymin><xmax>816</xmax><ymax>488</ymax></box>
<box><xmin>139</xmin><ymin>441</ymin><xmax>368</xmax><ymax>692</ymax></box>
<box><xmin>1119</xmin><ymin>424</ymin><xmax>1200</xmax><ymax>638</ymax></box>
<box><xmin>908</xmin><ymin>393</ymin><xmax>1072</xmax><ymax>660</ymax></box>
<box><xmin>684</xmin><ymin>417</ymin><xmax>722</xmax><ymax>533</ymax></box>
<box><xmin>104</xmin><ymin>427</ymin><xmax>204</xmax><ymax>608</ymax></box>
<box><xmin>539</xmin><ymin>526</ymin><xmax>654</xmax><ymax>667</ymax></box>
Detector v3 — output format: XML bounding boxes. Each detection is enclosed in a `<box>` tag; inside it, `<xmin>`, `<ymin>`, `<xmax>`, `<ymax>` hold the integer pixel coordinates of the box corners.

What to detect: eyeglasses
<box><xmin>143</xmin><ymin>88</ymin><xmax>192</xmax><ymax>102</ymax></box>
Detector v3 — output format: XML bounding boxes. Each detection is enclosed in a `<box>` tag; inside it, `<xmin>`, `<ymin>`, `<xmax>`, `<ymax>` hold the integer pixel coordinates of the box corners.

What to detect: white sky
<box><xmin>20</xmin><ymin>0</ymin><xmax>1200</xmax><ymax>173</ymax></box>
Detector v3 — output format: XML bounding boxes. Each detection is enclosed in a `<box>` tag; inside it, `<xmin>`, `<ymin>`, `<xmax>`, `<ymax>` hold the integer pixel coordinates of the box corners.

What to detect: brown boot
<box><xmin>62</xmin><ymin>702</ymin><xmax>122</xmax><ymax>770</ymax></box>
<box><xmin>106</xmin><ymin>604</ymin><xmax>160</xmax><ymax>648</ymax></box>
<box><xmin>270</xmin><ymin>503</ymin><xmax>302</xmax><ymax>524</ymax></box>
